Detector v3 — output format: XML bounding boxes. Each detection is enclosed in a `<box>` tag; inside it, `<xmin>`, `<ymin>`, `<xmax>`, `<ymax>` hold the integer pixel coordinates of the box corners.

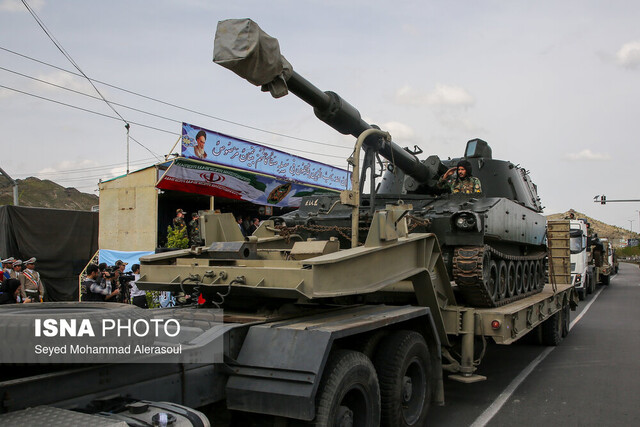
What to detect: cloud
<box><xmin>0</xmin><ymin>0</ymin><xmax>44</xmax><ymax>12</ymax></box>
<box><xmin>33</xmin><ymin>71</ymin><xmax>97</xmax><ymax>94</ymax></box>
<box><xmin>380</xmin><ymin>121</ymin><xmax>416</xmax><ymax>142</ymax></box>
<box><xmin>395</xmin><ymin>84</ymin><xmax>475</xmax><ymax>107</ymax></box>
<box><xmin>38</xmin><ymin>159</ymin><xmax>100</xmax><ymax>175</ymax></box>
<box><xmin>563</xmin><ymin>149</ymin><xmax>611</xmax><ymax>161</ymax></box>
<box><xmin>616</xmin><ymin>41</ymin><xmax>640</xmax><ymax>69</ymax></box>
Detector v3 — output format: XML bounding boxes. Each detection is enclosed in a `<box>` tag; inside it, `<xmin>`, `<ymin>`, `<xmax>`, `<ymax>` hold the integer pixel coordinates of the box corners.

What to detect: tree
<box><xmin>166</xmin><ymin>225</ymin><xmax>189</xmax><ymax>249</ymax></box>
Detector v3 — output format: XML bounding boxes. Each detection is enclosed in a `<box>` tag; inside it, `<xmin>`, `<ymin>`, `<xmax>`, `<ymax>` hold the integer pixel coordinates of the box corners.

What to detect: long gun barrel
<box><xmin>213</xmin><ymin>19</ymin><xmax>431</xmax><ymax>184</ymax></box>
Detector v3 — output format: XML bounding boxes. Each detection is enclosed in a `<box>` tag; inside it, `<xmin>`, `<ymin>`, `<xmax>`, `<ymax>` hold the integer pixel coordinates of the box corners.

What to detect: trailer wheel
<box><xmin>374</xmin><ymin>331</ymin><xmax>431</xmax><ymax>427</ymax></box>
<box><xmin>506</xmin><ymin>261</ymin><xmax>516</xmax><ymax>297</ymax></box>
<box><xmin>561</xmin><ymin>300</ymin><xmax>571</xmax><ymax>338</ymax></box>
<box><xmin>540</xmin><ymin>306</ymin><xmax>564</xmax><ymax>346</ymax></box>
<box><xmin>314</xmin><ymin>350</ymin><xmax>380</xmax><ymax>427</ymax></box>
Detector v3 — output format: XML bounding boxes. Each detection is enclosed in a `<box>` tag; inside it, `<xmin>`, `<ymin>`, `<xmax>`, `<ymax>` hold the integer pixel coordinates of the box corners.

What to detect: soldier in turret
<box><xmin>438</xmin><ymin>160</ymin><xmax>482</xmax><ymax>194</ymax></box>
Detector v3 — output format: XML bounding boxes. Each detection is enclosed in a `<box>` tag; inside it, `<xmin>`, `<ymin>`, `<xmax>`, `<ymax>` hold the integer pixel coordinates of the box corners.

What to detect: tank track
<box><xmin>452</xmin><ymin>245</ymin><xmax>547</xmax><ymax>308</ymax></box>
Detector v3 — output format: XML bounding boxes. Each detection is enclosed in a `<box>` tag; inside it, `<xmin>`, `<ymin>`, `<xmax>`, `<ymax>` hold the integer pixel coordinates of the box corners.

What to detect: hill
<box><xmin>0</xmin><ymin>176</ymin><xmax>98</xmax><ymax>211</ymax></box>
<box><xmin>546</xmin><ymin>209</ymin><xmax>639</xmax><ymax>247</ymax></box>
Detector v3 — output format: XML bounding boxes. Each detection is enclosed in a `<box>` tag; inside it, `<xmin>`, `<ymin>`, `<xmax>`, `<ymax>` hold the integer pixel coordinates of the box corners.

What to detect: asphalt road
<box><xmin>427</xmin><ymin>262</ymin><xmax>640</xmax><ymax>426</ymax></box>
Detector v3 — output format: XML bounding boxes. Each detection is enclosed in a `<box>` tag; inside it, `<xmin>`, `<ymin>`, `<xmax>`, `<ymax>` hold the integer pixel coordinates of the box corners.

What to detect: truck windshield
<box><xmin>570</xmin><ymin>229</ymin><xmax>585</xmax><ymax>254</ymax></box>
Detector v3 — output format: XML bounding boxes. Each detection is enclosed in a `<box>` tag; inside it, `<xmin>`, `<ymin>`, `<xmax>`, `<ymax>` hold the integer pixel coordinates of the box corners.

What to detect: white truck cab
<box><xmin>570</xmin><ymin>219</ymin><xmax>592</xmax><ymax>300</ymax></box>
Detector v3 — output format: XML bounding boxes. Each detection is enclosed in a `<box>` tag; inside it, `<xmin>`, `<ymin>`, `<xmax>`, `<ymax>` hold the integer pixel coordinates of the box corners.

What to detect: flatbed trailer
<box><xmin>0</xmin><ymin>209</ymin><xmax>576</xmax><ymax>426</ymax></box>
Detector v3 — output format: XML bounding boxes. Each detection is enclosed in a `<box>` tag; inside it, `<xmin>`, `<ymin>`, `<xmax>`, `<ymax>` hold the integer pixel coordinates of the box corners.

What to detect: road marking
<box><xmin>470</xmin><ymin>286</ymin><xmax>606</xmax><ymax>427</ymax></box>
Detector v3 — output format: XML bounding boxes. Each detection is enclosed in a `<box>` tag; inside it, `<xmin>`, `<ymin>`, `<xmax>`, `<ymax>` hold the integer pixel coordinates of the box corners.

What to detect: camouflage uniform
<box><xmin>439</xmin><ymin>176</ymin><xmax>482</xmax><ymax>194</ymax></box>
<box><xmin>173</xmin><ymin>215</ymin><xmax>187</xmax><ymax>239</ymax></box>
<box><xmin>189</xmin><ymin>218</ymin><xmax>201</xmax><ymax>246</ymax></box>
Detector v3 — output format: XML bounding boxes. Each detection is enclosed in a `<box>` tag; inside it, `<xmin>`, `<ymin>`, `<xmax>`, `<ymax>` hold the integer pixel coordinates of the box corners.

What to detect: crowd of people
<box><xmin>0</xmin><ymin>256</ymin><xmax>44</xmax><ymax>304</ymax></box>
<box><xmin>81</xmin><ymin>260</ymin><xmax>148</xmax><ymax>308</ymax></box>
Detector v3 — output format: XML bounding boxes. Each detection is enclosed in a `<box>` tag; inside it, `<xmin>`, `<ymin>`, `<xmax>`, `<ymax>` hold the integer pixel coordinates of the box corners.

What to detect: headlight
<box><xmin>454</xmin><ymin>213</ymin><xmax>477</xmax><ymax>231</ymax></box>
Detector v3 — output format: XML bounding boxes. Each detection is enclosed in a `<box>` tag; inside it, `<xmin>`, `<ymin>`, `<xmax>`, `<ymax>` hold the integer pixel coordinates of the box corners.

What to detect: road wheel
<box><xmin>541</xmin><ymin>306</ymin><xmax>564</xmax><ymax>346</ymax></box>
<box><xmin>506</xmin><ymin>261</ymin><xmax>516</xmax><ymax>297</ymax></box>
<box><xmin>522</xmin><ymin>262</ymin><xmax>531</xmax><ymax>292</ymax></box>
<box><xmin>314</xmin><ymin>350</ymin><xmax>380</xmax><ymax>427</ymax></box>
<box><xmin>528</xmin><ymin>261</ymin><xmax>539</xmax><ymax>291</ymax></box>
<box><xmin>514</xmin><ymin>261</ymin><xmax>523</xmax><ymax>295</ymax></box>
<box><xmin>374</xmin><ymin>331</ymin><xmax>431</xmax><ymax>427</ymax></box>
<box><xmin>535</xmin><ymin>260</ymin><xmax>545</xmax><ymax>290</ymax></box>
<box><xmin>485</xmin><ymin>260</ymin><xmax>498</xmax><ymax>300</ymax></box>
<box><xmin>497</xmin><ymin>260</ymin><xmax>507</xmax><ymax>300</ymax></box>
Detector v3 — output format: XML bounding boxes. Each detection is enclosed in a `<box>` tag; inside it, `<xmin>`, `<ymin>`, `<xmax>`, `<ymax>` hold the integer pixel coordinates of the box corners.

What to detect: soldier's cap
<box><xmin>25</xmin><ymin>257</ymin><xmax>36</xmax><ymax>265</ymax></box>
<box><xmin>12</xmin><ymin>259</ymin><xmax>22</xmax><ymax>266</ymax></box>
<box><xmin>192</xmin><ymin>212</ymin><xmax>199</xmax><ymax>218</ymax></box>
<box><xmin>176</xmin><ymin>208</ymin><xmax>186</xmax><ymax>214</ymax></box>
<box><xmin>1</xmin><ymin>257</ymin><xmax>15</xmax><ymax>264</ymax></box>
<box><xmin>115</xmin><ymin>259</ymin><xmax>128</xmax><ymax>266</ymax></box>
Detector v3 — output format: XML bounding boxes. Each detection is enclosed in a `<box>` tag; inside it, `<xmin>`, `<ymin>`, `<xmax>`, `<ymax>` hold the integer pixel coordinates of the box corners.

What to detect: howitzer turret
<box><xmin>214</xmin><ymin>19</ymin><xmax>548</xmax><ymax>307</ymax></box>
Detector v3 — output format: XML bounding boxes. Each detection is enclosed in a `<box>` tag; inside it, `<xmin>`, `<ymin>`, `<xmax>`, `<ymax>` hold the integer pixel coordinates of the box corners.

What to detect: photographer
<box><xmin>129</xmin><ymin>264</ymin><xmax>148</xmax><ymax>308</ymax></box>
<box><xmin>83</xmin><ymin>264</ymin><xmax>119</xmax><ymax>302</ymax></box>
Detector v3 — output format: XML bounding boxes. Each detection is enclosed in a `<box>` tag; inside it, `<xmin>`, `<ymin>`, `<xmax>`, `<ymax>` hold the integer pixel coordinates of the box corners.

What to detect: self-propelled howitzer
<box><xmin>213</xmin><ymin>19</ymin><xmax>547</xmax><ymax>307</ymax></box>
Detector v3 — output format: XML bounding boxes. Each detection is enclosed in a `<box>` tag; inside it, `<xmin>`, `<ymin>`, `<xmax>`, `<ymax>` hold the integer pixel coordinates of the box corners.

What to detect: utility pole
<box><xmin>629</xmin><ymin>220</ymin><xmax>635</xmax><ymax>233</ymax></box>
<box><xmin>0</xmin><ymin>167</ymin><xmax>18</xmax><ymax>206</ymax></box>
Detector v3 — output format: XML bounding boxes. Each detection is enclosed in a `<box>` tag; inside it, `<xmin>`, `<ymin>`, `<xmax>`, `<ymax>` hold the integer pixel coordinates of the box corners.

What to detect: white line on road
<box><xmin>470</xmin><ymin>286</ymin><xmax>606</xmax><ymax>427</ymax></box>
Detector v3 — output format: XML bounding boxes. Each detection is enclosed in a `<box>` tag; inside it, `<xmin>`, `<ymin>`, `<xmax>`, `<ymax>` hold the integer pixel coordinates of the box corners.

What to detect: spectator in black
<box><xmin>0</xmin><ymin>278</ymin><xmax>22</xmax><ymax>304</ymax></box>
<box><xmin>236</xmin><ymin>216</ymin><xmax>247</xmax><ymax>237</ymax></box>
<box><xmin>129</xmin><ymin>264</ymin><xmax>148</xmax><ymax>308</ymax></box>
<box><xmin>84</xmin><ymin>264</ymin><xmax>119</xmax><ymax>302</ymax></box>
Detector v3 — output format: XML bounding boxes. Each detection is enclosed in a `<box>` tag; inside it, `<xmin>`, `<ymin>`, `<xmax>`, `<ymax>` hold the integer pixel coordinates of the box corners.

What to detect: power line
<box><xmin>0</xmin><ymin>45</ymin><xmax>347</xmax><ymax>149</ymax></box>
<box><xmin>0</xmin><ymin>83</ymin><xmax>349</xmax><ymax>161</ymax></box>
<box><xmin>21</xmin><ymin>0</ymin><xmax>127</xmax><ymax>124</ymax></box>
<box><xmin>13</xmin><ymin>157</ymin><xmax>158</xmax><ymax>178</ymax></box>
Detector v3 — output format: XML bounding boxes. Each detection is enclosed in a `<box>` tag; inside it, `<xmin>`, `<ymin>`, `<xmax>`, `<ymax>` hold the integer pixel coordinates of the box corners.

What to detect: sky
<box><xmin>1</xmin><ymin>0</ymin><xmax>639</xmax><ymax>232</ymax></box>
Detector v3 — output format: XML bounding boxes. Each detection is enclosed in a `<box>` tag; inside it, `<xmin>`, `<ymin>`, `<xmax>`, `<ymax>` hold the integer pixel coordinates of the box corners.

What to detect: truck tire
<box><xmin>561</xmin><ymin>301</ymin><xmax>571</xmax><ymax>338</ymax></box>
<box><xmin>578</xmin><ymin>288</ymin><xmax>585</xmax><ymax>301</ymax></box>
<box><xmin>540</xmin><ymin>306</ymin><xmax>564</xmax><ymax>346</ymax></box>
<box><xmin>585</xmin><ymin>274</ymin><xmax>592</xmax><ymax>295</ymax></box>
<box><xmin>313</xmin><ymin>350</ymin><xmax>380</xmax><ymax>427</ymax></box>
<box><xmin>374</xmin><ymin>331</ymin><xmax>431</xmax><ymax>427</ymax></box>
<box><xmin>602</xmin><ymin>274</ymin><xmax>610</xmax><ymax>286</ymax></box>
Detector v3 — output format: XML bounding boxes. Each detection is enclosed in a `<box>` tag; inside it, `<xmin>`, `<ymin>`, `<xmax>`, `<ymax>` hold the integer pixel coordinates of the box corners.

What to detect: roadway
<box><xmin>427</xmin><ymin>262</ymin><xmax>640</xmax><ymax>426</ymax></box>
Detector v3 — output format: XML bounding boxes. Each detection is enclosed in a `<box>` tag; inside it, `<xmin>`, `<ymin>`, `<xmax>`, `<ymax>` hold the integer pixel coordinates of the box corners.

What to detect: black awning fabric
<box><xmin>0</xmin><ymin>206</ymin><xmax>98</xmax><ymax>301</ymax></box>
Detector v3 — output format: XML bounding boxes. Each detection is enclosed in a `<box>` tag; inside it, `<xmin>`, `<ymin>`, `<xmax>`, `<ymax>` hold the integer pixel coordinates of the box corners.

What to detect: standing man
<box><xmin>86</xmin><ymin>265</ymin><xmax>120</xmax><ymax>302</ymax></box>
<box><xmin>236</xmin><ymin>216</ymin><xmax>247</xmax><ymax>237</ymax></box>
<box><xmin>115</xmin><ymin>260</ymin><xmax>128</xmax><ymax>273</ymax></box>
<box><xmin>129</xmin><ymin>264</ymin><xmax>148</xmax><ymax>308</ymax></box>
<box><xmin>1</xmin><ymin>257</ymin><xmax>14</xmax><ymax>280</ymax></box>
<box><xmin>173</xmin><ymin>208</ymin><xmax>188</xmax><ymax>239</ymax></box>
<box><xmin>10</xmin><ymin>259</ymin><xmax>22</xmax><ymax>279</ymax></box>
<box><xmin>19</xmin><ymin>257</ymin><xmax>44</xmax><ymax>302</ymax></box>
<box><xmin>189</xmin><ymin>212</ymin><xmax>202</xmax><ymax>246</ymax></box>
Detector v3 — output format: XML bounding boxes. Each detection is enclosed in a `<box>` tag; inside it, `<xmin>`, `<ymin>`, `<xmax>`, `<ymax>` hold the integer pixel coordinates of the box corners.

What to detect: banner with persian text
<box><xmin>156</xmin><ymin>158</ymin><xmax>336</xmax><ymax>207</ymax></box>
<box><xmin>180</xmin><ymin>122</ymin><xmax>350</xmax><ymax>191</ymax></box>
